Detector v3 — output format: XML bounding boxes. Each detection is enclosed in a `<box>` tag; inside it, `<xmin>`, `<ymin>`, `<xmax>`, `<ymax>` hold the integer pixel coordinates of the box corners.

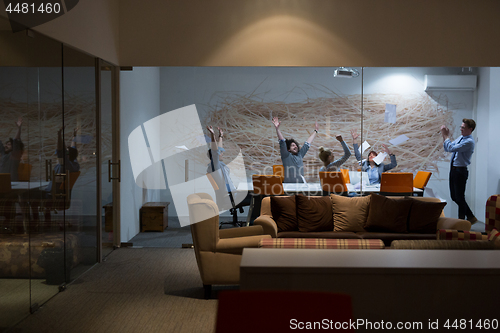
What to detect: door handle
<box><xmin>45</xmin><ymin>160</ymin><xmax>52</xmax><ymax>181</ymax></box>
<box><xmin>108</xmin><ymin>160</ymin><xmax>121</xmax><ymax>182</ymax></box>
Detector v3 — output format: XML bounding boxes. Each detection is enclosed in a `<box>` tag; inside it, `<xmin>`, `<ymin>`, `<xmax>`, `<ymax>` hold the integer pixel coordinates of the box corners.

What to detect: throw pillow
<box><xmin>271</xmin><ymin>195</ymin><xmax>298</xmax><ymax>232</ymax></box>
<box><xmin>408</xmin><ymin>199</ymin><xmax>447</xmax><ymax>233</ymax></box>
<box><xmin>296</xmin><ymin>194</ymin><xmax>333</xmax><ymax>232</ymax></box>
<box><xmin>365</xmin><ymin>194</ymin><xmax>412</xmax><ymax>233</ymax></box>
<box><xmin>330</xmin><ymin>194</ymin><xmax>371</xmax><ymax>232</ymax></box>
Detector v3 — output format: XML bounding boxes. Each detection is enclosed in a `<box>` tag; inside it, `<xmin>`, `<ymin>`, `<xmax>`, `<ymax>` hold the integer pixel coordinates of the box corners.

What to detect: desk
<box><xmin>239</xmin><ymin>182</ymin><xmax>423</xmax><ymax>196</ymax></box>
<box><xmin>240</xmin><ymin>248</ymin><xmax>500</xmax><ymax>324</ymax></box>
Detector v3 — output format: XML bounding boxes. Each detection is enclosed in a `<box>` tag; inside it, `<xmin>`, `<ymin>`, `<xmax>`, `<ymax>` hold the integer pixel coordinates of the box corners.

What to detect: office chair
<box><xmin>272</xmin><ymin>164</ymin><xmax>284</xmax><ymax>183</ymax></box>
<box><xmin>206</xmin><ymin>173</ymin><xmax>249</xmax><ymax>228</ymax></box>
<box><xmin>38</xmin><ymin>170</ymin><xmax>81</xmax><ymax>231</ymax></box>
<box><xmin>413</xmin><ymin>171</ymin><xmax>432</xmax><ymax>189</ymax></box>
<box><xmin>319</xmin><ymin>171</ymin><xmax>348</xmax><ymax>195</ymax></box>
<box><xmin>340</xmin><ymin>168</ymin><xmax>350</xmax><ymax>183</ymax></box>
<box><xmin>251</xmin><ymin>174</ymin><xmax>284</xmax><ymax>196</ymax></box>
<box><xmin>17</xmin><ymin>163</ymin><xmax>32</xmax><ymax>182</ymax></box>
<box><xmin>250</xmin><ymin>174</ymin><xmax>284</xmax><ymax>224</ymax></box>
<box><xmin>0</xmin><ymin>173</ymin><xmax>15</xmax><ymax>232</ymax></box>
<box><xmin>379</xmin><ymin>172</ymin><xmax>414</xmax><ymax>196</ymax></box>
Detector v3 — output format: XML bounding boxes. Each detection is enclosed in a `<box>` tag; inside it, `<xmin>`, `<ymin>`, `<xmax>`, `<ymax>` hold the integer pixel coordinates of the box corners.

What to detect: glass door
<box><xmin>99</xmin><ymin>61</ymin><xmax>116</xmax><ymax>258</ymax></box>
<box><xmin>61</xmin><ymin>44</ymin><xmax>98</xmax><ymax>278</ymax></box>
<box><xmin>0</xmin><ymin>21</ymin><xmax>64</xmax><ymax>326</ymax></box>
<box><xmin>28</xmin><ymin>38</ymin><xmax>64</xmax><ymax>314</ymax></box>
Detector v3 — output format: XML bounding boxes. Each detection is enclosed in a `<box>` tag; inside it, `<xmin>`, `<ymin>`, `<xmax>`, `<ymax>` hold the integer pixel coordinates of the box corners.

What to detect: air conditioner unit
<box><xmin>424</xmin><ymin>75</ymin><xmax>477</xmax><ymax>91</ymax></box>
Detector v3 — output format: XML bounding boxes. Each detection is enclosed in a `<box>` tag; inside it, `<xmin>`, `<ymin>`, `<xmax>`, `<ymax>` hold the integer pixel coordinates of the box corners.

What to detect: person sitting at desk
<box><xmin>318</xmin><ymin>134</ymin><xmax>351</xmax><ymax>173</ymax></box>
<box><xmin>272</xmin><ymin>117</ymin><xmax>318</xmax><ymax>183</ymax></box>
<box><xmin>29</xmin><ymin>127</ymin><xmax>80</xmax><ymax>225</ymax></box>
<box><xmin>206</xmin><ymin>126</ymin><xmax>251</xmax><ymax>211</ymax></box>
<box><xmin>0</xmin><ymin>117</ymin><xmax>24</xmax><ymax>181</ymax></box>
<box><xmin>351</xmin><ymin>129</ymin><xmax>397</xmax><ymax>185</ymax></box>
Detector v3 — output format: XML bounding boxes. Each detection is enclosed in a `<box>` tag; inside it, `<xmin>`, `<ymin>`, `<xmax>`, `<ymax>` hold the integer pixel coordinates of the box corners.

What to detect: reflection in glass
<box><xmin>0</xmin><ymin>22</ymin><xmax>99</xmax><ymax>330</ymax></box>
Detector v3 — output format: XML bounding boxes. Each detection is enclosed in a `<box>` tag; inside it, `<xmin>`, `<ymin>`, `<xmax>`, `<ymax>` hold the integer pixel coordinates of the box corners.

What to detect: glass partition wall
<box><xmin>0</xmin><ymin>20</ymin><xmax>101</xmax><ymax>330</ymax></box>
<box><xmin>155</xmin><ymin>66</ymin><xmax>479</xmax><ymax>224</ymax></box>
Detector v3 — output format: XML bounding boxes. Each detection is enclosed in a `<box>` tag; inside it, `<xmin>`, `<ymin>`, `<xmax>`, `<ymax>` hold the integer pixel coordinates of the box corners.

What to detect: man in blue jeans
<box><xmin>440</xmin><ymin>118</ymin><xmax>477</xmax><ymax>224</ymax></box>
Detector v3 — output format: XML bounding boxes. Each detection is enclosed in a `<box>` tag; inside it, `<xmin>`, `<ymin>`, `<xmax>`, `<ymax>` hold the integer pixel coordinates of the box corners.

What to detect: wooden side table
<box><xmin>103</xmin><ymin>203</ymin><xmax>113</xmax><ymax>232</ymax></box>
<box><xmin>140</xmin><ymin>202</ymin><xmax>169</xmax><ymax>232</ymax></box>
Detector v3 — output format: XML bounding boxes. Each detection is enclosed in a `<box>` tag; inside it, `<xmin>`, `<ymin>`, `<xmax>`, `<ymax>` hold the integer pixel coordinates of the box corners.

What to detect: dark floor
<box><xmin>129</xmin><ymin>216</ymin><xmax>243</xmax><ymax>248</ymax></box>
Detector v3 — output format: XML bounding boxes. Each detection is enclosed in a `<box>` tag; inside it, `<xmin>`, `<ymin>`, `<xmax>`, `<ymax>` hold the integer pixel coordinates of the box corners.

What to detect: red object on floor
<box><xmin>215</xmin><ymin>290</ymin><xmax>354</xmax><ymax>333</ymax></box>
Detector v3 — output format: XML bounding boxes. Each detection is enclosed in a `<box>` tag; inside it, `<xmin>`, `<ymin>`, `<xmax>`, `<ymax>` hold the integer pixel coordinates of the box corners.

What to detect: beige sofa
<box><xmin>187</xmin><ymin>193</ymin><xmax>272</xmax><ymax>298</ymax></box>
<box><xmin>254</xmin><ymin>194</ymin><xmax>470</xmax><ymax>247</ymax></box>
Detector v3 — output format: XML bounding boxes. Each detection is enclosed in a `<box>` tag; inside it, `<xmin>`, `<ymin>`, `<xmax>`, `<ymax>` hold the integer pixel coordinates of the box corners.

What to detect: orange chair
<box><xmin>340</xmin><ymin>168</ymin><xmax>350</xmax><ymax>184</ymax></box>
<box><xmin>380</xmin><ymin>172</ymin><xmax>413</xmax><ymax>196</ymax></box>
<box><xmin>319</xmin><ymin>171</ymin><xmax>348</xmax><ymax>194</ymax></box>
<box><xmin>51</xmin><ymin>170</ymin><xmax>81</xmax><ymax>211</ymax></box>
<box><xmin>272</xmin><ymin>165</ymin><xmax>284</xmax><ymax>182</ymax></box>
<box><xmin>0</xmin><ymin>173</ymin><xmax>15</xmax><ymax>232</ymax></box>
<box><xmin>17</xmin><ymin>163</ymin><xmax>32</xmax><ymax>182</ymax></box>
<box><xmin>0</xmin><ymin>173</ymin><xmax>12</xmax><ymax>194</ymax></box>
<box><xmin>413</xmin><ymin>171</ymin><xmax>432</xmax><ymax>189</ymax></box>
<box><xmin>250</xmin><ymin>175</ymin><xmax>284</xmax><ymax>224</ymax></box>
<box><xmin>252</xmin><ymin>174</ymin><xmax>284</xmax><ymax>196</ymax></box>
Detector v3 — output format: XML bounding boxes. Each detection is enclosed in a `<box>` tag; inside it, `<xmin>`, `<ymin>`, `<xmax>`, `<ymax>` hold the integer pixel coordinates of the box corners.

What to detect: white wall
<box><xmin>120</xmin><ymin>67</ymin><xmax>161</xmax><ymax>242</ymax></box>
<box><xmin>488</xmin><ymin>69</ymin><xmax>500</xmax><ymax>197</ymax></box>
<box><xmin>475</xmin><ymin>68</ymin><xmax>500</xmax><ymax>220</ymax></box>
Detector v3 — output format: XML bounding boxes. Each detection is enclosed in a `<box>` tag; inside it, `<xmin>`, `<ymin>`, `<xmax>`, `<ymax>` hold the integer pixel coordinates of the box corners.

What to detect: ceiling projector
<box><xmin>333</xmin><ymin>67</ymin><xmax>359</xmax><ymax>78</ymax></box>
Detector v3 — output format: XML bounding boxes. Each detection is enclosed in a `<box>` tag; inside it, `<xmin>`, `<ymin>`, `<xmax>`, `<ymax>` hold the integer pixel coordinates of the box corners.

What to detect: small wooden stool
<box><xmin>140</xmin><ymin>202</ymin><xmax>169</xmax><ymax>232</ymax></box>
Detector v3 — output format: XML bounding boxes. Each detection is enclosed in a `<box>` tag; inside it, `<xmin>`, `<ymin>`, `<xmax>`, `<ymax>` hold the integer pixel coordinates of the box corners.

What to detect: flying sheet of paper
<box><xmin>358</xmin><ymin>140</ymin><xmax>371</xmax><ymax>155</ymax></box>
<box><xmin>175</xmin><ymin>145</ymin><xmax>189</xmax><ymax>150</ymax></box>
<box><xmin>389</xmin><ymin>134</ymin><xmax>409</xmax><ymax>146</ymax></box>
<box><xmin>384</xmin><ymin>103</ymin><xmax>397</xmax><ymax>123</ymax></box>
<box><xmin>373</xmin><ymin>152</ymin><xmax>387</xmax><ymax>165</ymax></box>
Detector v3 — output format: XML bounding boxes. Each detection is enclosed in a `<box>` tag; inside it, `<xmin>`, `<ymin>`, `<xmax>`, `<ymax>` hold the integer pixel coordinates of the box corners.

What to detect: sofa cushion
<box><xmin>296</xmin><ymin>194</ymin><xmax>333</xmax><ymax>232</ymax></box>
<box><xmin>330</xmin><ymin>194</ymin><xmax>371</xmax><ymax>232</ymax></box>
<box><xmin>278</xmin><ymin>231</ymin><xmax>361</xmax><ymax>239</ymax></box>
<box><xmin>408</xmin><ymin>199</ymin><xmax>447</xmax><ymax>233</ymax></box>
<box><xmin>259</xmin><ymin>238</ymin><xmax>385</xmax><ymax>249</ymax></box>
<box><xmin>436</xmin><ymin>229</ymin><xmax>488</xmax><ymax>241</ymax></box>
<box><xmin>271</xmin><ymin>195</ymin><xmax>298</xmax><ymax>232</ymax></box>
<box><xmin>365</xmin><ymin>194</ymin><xmax>412</xmax><ymax>233</ymax></box>
<box><xmin>357</xmin><ymin>232</ymin><xmax>435</xmax><ymax>247</ymax></box>
<box><xmin>390</xmin><ymin>239</ymin><xmax>495</xmax><ymax>249</ymax></box>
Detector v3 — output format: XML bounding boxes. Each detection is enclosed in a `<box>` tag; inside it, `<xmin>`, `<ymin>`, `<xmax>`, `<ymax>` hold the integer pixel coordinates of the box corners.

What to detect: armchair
<box><xmin>187</xmin><ymin>193</ymin><xmax>272</xmax><ymax>299</ymax></box>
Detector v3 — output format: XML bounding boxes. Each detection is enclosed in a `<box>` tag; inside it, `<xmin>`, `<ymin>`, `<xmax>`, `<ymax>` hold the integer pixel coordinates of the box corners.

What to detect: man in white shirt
<box><xmin>440</xmin><ymin>118</ymin><xmax>477</xmax><ymax>224</ymax></box>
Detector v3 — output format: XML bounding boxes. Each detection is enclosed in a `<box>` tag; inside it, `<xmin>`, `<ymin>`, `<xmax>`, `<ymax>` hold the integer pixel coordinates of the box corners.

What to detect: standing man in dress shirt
<box><xmin>440</xmin><ymin>118</ymin><xmax>477</xmax><ymax>224</ymax></box>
